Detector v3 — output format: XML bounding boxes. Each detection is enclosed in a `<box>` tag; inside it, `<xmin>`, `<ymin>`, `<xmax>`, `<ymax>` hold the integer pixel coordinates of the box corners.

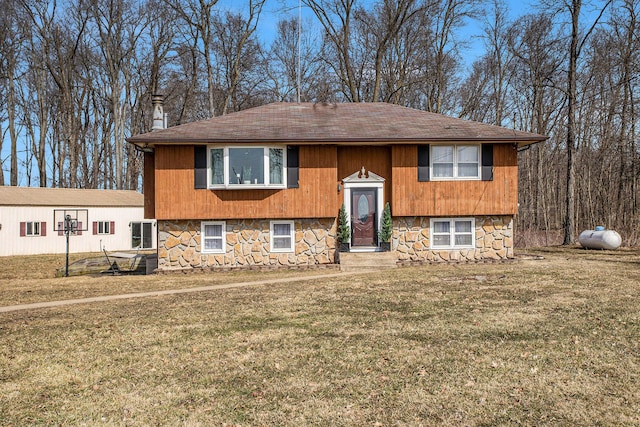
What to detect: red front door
<box><xmin>351</xmin><ymin>188</ymin><xmax>377</xmax><ymax>246</ymax></box>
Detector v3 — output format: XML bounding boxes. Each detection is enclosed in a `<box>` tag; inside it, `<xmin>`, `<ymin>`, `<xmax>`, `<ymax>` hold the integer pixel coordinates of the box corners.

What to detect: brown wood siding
<box><xmin>391</xmin><ymin>144</ymin><xmax>518</xmax><ymax>216</ymax></box>
<box><xmin>153</xmin><ymin>145</ymin><xmax>340</xmax><ymax>220</ymax></box>
<box><xmin>143</xmin><ymin>152</ymin><xmax>155</xmax><ymax>219</ymax></box>
<box><xmin>151</xmin><ymin>143</ymin><xmax>518</xmax><ymax>220</ymax></box>
<box><xmin>337</xmin><ymin>146</ymin><xmax>392</xmax><ymax>205</ymax></box>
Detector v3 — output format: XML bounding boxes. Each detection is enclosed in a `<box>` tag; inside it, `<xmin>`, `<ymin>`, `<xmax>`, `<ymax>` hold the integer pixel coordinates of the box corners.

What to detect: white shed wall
<box><xmin>0</xmin><ymin>206</ymin><xmax>156</xmax><ymax>257</ymax></box>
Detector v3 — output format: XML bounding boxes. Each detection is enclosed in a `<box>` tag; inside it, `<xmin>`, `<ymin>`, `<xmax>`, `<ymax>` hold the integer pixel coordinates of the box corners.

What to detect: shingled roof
<box><xmin>0</xmin><ymin>187</ymin><xmax>143</xmax><ymax>207</ymax></box>
<box><xmin>127</xmin><ymin>102</ymin><xmax>547</xmax><ymax>147</ymax></box>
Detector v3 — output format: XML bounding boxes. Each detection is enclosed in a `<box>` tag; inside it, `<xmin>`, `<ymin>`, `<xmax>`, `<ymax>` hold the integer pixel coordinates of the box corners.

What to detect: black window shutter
<box><xmin>418</xmin><ymin>145</ymin><xmax>430</xmax><ymax>182</ymax></box>
<box><xmin>287</xmin><ymin>146</ymin><xmax>299</xmax><ymax>188</ymax></box>
<box><xmin>482</xmin><ymin>144</ymin><xmax>494</xmax><ymax>181</ymax></box>
<box><xmin>194</xmin><ymin>146</ymin><xmax>207</xmax><ymax>189</ymax></box>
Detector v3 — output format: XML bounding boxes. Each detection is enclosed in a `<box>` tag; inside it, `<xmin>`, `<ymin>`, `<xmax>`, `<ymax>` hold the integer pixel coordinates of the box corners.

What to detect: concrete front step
<box><xmin>338</xmin><ymin>251</ymin><xmax>398</xmax><ymax>272</ymax></box>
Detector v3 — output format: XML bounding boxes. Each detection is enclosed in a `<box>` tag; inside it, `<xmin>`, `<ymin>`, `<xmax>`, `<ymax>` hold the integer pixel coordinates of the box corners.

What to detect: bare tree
<box><xmin>303</xmin><ymin>0</ymin><xmax>359</xmax><ymax>101</ymax></box>
<box><xmin>168</xmin><ymin>0</ymin><xmax>219</xmax><ymax>118</ymax></box>
<box><xmin>354</xmin><ymin>0</ymin><xmax>421</xmax><ymax>102</ymax></box>
<box><xmin>0</xmin><ymin>0</ymin><xmax>24</xmax><ymax>186</ymax></box>
<box><xmin>420</xmin><ymin>0</ymin><xmax>478</xmax><ymax>113</ymax></box>
<box><xmin>459</xmin><ymin>0</ymin><xmax>515</xmax><ymax>124</ymax></box>
<box><xmin>212</xmin><ymin>0</ymin><xmax>266</xmax><ymax>115</ymax></box>
<box><xmin>264</xmin><ymin>17</ymin><xmax>324</xmax><ymax>102</ymax></box>
<box><xmin>86</xmin><ymin>0</ymin><xmax>147</xmax><ymax>189</ymax></box>
<box><xmin>508</xmin><ymin>12</ymin><xmax>565</xmax><ymax>238</ymax></box>
<box><xmin>558</xmin><ymin>0</ymin><xmax>613</xmax><ymax>244</ymax></box>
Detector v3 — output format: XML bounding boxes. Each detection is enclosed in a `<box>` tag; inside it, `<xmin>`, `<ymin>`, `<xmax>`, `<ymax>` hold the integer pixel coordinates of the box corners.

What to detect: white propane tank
<box><xmin>578</xmin><ymin>227</ymin><xmax>622</xmax><ymax>250</ymax></box>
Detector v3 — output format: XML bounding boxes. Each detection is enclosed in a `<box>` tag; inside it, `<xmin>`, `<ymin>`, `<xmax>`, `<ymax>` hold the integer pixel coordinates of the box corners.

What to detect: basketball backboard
<box><xmin>53</xmin><ymin>209</ymin><xmax>89</xmax><ymax>233</ymax></box>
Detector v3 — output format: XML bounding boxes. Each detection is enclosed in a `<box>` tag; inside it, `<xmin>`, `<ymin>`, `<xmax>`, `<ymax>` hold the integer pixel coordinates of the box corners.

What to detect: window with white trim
<box><xmin>26</xmin><ymin>221</ymin><xmax>41</xmax><ymax>236</ymax></box>
<box><xmin>202</xmin><ymin>221</ymin><xmax>226</xmax><ymax>253</ymax></box>
<box><xmin>96</xmin><ymin>221</ymin><xmax>110</xmax><ymax>235</ymax></box>
<box><xmin>431</xmin><ymin>218</ymin><xmax>475</xmax><ymax>249</ymax></box>
<box><xmin>131</xmin><ymin>222</ymin><xmax>153</xmax><ymax>249</ymax></box>
<box><xmin>431</xmin><ymin>145</ymin><xmax>480</xmax><ymax>180</ymax></box>
<box><xmin>209</xmin><ymin>146</ymin><xmax>285</xmax><ymax>188</ymax></box>
<box><xmin>270</xmin><ymin>221</ymin><xmax>294</xmax><ymax>252</ymax></box>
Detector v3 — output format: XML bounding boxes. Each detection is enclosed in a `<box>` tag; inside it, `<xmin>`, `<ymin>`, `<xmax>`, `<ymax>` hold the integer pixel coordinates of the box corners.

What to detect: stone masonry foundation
<box><xmin>156</xmin><ymin>216</ymin><xmax>513</xmax><ymax>271</ymax></box>
<box><xmin>393</xmin><ymin>216</ymin><xmax>514</xmax><ymax>262</ymax></box>
<box><xmin>157</xmin><ymin>218</ymin><xmax>337</xmax><ymax>270</ymax></box>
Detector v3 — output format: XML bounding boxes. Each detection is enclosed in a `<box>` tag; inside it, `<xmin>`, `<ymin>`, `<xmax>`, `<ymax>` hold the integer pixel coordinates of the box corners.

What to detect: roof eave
<box><xmin>128</xmin><ymin>136</ymin><xmax>548</xmax><ymax>147</ymax></box>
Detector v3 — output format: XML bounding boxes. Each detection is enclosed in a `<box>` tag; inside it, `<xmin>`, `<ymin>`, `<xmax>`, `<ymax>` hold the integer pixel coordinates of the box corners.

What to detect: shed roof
<box><xmin>0</xmin><ymin>187</ymin><xmax>144</xmax><ymax>207</ymax></box>
<box><xmin>127</xmin><ymin>102</ymin><xmax>547</xmax><ymax>147</ymax></box>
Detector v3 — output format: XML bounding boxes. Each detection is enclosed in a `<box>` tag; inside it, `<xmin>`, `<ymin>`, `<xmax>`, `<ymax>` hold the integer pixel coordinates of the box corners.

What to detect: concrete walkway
<box><xmin>0</xmin><ymin>270</ymin><xmax>367</xmax><ymax>314</ymax></box>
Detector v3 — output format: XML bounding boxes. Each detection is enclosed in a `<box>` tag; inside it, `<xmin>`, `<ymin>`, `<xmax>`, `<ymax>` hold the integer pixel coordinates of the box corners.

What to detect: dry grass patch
<box><xmin>0</xmin><ymin>253</ymin><xmax>334</xmax><ymax>306</ymax></box>
<box><xmin>1</xmin><ymin>247</ymin><xmax>640</xmax><ymax>425</ymax></box>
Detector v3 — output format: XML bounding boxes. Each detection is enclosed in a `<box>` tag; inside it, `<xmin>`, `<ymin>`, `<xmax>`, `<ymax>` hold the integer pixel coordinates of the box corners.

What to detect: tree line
<box><xmin>0</xmin><ymin>0</ymin><xmax>638</xmax><ymax>245</ymax></box>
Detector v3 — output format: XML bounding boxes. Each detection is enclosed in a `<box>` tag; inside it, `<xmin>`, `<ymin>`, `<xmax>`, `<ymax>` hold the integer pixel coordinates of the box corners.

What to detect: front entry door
<box><xmin>351</xmin><ymin>188</ymin><xmax>377</xmax><ymax>246</ymax></box>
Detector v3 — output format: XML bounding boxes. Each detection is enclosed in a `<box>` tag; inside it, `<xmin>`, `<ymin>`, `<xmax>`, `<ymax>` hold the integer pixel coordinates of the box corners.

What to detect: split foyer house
<box><xmin>126</xmin><ymin>102</ymin><xmax>547</xmax><ymax>271</ymax></box>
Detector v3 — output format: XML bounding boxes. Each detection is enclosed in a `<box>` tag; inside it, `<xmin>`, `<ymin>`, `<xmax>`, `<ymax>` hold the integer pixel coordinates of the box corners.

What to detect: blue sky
<box><xmin>219</xmin><ymin>0</ymin><xmax>534</xmax><ymax>64</ymax></box>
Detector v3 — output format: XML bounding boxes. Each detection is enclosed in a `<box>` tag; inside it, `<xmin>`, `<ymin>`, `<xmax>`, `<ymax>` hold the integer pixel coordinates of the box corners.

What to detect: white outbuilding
<box><xmin>0</xmin><ymin>187</ymin><xmax>155</xmax><ymax>257</ymax></box>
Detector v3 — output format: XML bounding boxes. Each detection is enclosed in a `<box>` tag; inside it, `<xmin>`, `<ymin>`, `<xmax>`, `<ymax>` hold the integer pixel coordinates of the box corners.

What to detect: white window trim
<box><xmin>431</xmin><ymin>144</ymin><xmax>481</xmax><ymax>181</ymax></box>
<box><xmin>131</xmin><ymin>221</ymin><xmax>155</xmax><ymax>250</ymax></box>
<box><xmin>208</xmin><ymin>145</ymin><xmax>287</xmax><ymax>189</ymax></box>
<box><xmin>430</xmin><ymin>218</ymin><xmax>476</xmax><ymax>249</ymax></box>
<box><xmin>97</xmin><ymin>221</ymin><xmax>111</xmax><ymax>235</ymax></box>
<box><xmin>270</xmin><ymin>220</ymin><xmax>295</xmax><ymax>253</ymax></box>
<box><xmin>26</xmin><ymin>221</ymin><xmax>42</xmax><ymax>237</ymax></box>
<box><xmin>201</xmin><ymin>221</ymin><xmax>226</xmax><ymax>254</ymax></box>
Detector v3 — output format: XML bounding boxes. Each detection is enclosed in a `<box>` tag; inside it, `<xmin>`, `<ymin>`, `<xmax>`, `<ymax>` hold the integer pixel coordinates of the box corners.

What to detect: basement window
<box><xmin>202</xmin><ymin>221</ymin><xmax>226</xmax><ymax>254</ymax></box>
<box><xmin>209</xmin><ymin>146</ymin><xmax>285</xmax><ymax>189</ymax></box>
<box><xmin>270</xmin><ymin>221</ymin><xmax>294</xmax><ymax>253</ymax></box>
<box><xmin>431</xmin><ymin>218</ymin><xmax>475</xmax><ymax>249</ymax></box>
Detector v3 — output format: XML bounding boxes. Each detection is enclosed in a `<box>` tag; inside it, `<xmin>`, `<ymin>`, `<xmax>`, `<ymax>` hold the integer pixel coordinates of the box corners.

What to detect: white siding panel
<box><xmin>0</xmin><ymin>206</ymin><xmax>155</xmax><ymax>257</ymax></box>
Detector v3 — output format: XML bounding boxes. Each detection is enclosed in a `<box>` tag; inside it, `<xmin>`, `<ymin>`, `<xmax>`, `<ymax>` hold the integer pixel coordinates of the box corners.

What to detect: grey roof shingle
<box><xmin>0</xmin><ymin>187</ymin><xmax>143</xmax><ymax>207</ymax></box>
<box><xmin>127</xmin><ymin>102</ymin><xmax>547</xmax><ymax>147</ymax></box>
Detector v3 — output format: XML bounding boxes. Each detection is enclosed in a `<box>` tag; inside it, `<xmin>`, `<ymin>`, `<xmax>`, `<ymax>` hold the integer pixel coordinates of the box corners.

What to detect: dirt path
<box><xmin>0</xmin><ymin>271</ymin><xmax>365</xmax><ymax>314</ymax></box>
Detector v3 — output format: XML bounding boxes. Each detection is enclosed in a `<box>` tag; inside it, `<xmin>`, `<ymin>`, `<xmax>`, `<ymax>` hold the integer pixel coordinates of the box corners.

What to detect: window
<box><xmin>270</xmin><ymin>221</ymin><xmax>294</xmax><ymax>252</ymax></box>
<box><xmin>208</xmin><ymin>146</ymin><xmax>286</xmax><ymax>188</ymax></box>
<box><xmin>28</xmin><ymin>222</ymin><xmax>40</xmax><ymax>236</ymax></box>
<box><xmin>202</xmin><ymin>221</ymin><xmax>225</xmax><ymax>253</ymax></box>
<box><xmin>431</xmin><ymin>218</ymin><xmax>475</xmax><ymax>249</ymax></box>
<box><xmin>131</xmin><ymin>222</ymin><xmax>153</xmax><ymax>249</ymax></box>
<box><xmin>21</xmin><ymin>221</ymin><xmax>43</xmax><ymax>237</ymax></box>
<box><xmin>431</xmin><ymin>145</ymin><xmax>480</xmax><ymax>180</ymax></box>
<box><xmin>93</xmin><ymin>221</ymin><xmax>113</xmax><ymax>235</ymax></box>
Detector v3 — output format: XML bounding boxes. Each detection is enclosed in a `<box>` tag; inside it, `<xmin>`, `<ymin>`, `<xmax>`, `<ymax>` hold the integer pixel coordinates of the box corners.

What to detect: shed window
<box><xmin>21</xmin><ymin>221</ymin><xmax>45</xmax><ymax>237</ymax></box>
<box><xmin>93</xmin><ymin>221</ymin><xmax>114</xmax><ymax>235</ymax></box>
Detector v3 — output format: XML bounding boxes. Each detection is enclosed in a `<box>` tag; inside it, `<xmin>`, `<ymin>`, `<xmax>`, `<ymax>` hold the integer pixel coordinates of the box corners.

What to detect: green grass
<box><xmin>1</xmin><ymin>247</ymin><xmax>640</xmax><ymax>425</ymax></box>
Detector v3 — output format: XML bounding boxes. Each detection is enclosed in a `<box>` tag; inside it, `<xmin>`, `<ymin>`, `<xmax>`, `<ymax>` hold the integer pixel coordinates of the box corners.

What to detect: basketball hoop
<box><xmin>53</xmin><ymin>209</ymin><xmax>89</xmax><ymax>277</ymax></box>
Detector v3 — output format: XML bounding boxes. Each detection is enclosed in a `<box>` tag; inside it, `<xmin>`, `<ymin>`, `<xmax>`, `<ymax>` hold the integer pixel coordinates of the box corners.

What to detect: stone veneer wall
<box><xmin>157</xmin><ymin>218</ymin><xmax>337</xmax><ymax>270</ymax></box>
<box><xmin>393</xmin><ymin>216</ymin><xmax>514</xmax><ymax>262</ymax></box>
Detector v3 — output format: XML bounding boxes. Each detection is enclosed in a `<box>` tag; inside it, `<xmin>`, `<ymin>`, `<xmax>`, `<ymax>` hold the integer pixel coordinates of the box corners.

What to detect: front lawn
<box><xmin>1</xmin><ymin>247</ymin><xmax>639</xmax><ymax>425</ymax></box>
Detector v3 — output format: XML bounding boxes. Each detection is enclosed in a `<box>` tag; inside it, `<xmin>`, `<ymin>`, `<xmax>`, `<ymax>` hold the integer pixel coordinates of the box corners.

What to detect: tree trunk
<box><xmin>562</xmin><ymin>0</ymin><xmax>580</xmax><ymax>245</ymax></box>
